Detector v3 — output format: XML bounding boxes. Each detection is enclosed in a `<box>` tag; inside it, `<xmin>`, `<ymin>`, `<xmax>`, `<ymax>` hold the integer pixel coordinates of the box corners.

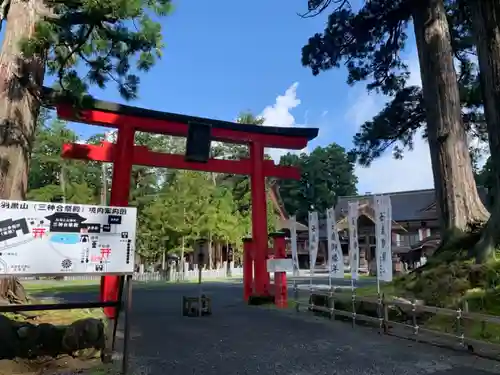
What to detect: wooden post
<box><xmin>243</xmin><ymin>238</ymin><xmax>253</xmax><ymax>302</ymax></box>
<box><xmin>383</xmin><ymin>294</ymin><xmax>389</xmax><ymax>334</ymax></box>
<box><xmin>250</xmin><ymin>142</ymin><xmax>270</xmax><ymax>297</ymax></box>
<box><xmin>196</xmin><ymin>239</ymin><xmax>206</xmax><ymax>317</ymax></box>
<box><xmin>270</xmin><ymin>232</ymin><xmax>287</xmax><ymax>308</ymax></box>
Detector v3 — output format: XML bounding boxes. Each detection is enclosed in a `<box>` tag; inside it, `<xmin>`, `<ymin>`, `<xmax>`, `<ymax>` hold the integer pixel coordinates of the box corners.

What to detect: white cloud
<box><xmin>303</xmin><ymin>109</ymin><xmax>310</xmax><ymax>125</ymax></box>
<box><xmin>355</xmin><ymin>131</ymin><xmax>433</xmax><ymax>194</ymax></box>
<box><xmin>345</xmin><ymin>91</ymin><xmax>380</xmax><ymax>126</ymax></box>
<box><xmin>259</xmin><ymin>82</ymin><xmax>309</xmax><ymax>162</ymax></box>
<box><xmin>261</xmin><ymin>82</ymin><xmax>301</xmax><ymax>126</ymax></box>
<box><xmin>349</xmin><ymin>51</ymin><xmax>434</xmax><ymax>194</ymax></box>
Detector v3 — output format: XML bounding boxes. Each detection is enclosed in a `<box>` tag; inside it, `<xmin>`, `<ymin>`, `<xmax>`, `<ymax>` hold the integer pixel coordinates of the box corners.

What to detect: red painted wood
<box><xmin>243</xmin><ymin>239</ymin><xmax>253</xmax><ymax>302</ymax></box>
<box><xmin>101</xmin><ymin>127</ymin><xmax>135</xmax><ymax>319</ymax></box>
<box><xmin>58</xmin><ymin>96</ymin><xmax>312</xmax><ymax>305</ymax></box>
<box><xmin>249</xmin><ymin>142</ymin><xmax>270</xmax><ymax>296</ymax></box>
<box><xmin>272</xmin><ymin>234</ymin><xmax>288</xmax><ymax>308</ymax></box>
<box><xmin>57</xmin><ymin>105</ymin><xmax>309</xmax><ymax>150</ymax></box>
<box><xmin>61</xmin><ymin>142</ymin><xmax>301</xmax><ymax>180</ymax></box>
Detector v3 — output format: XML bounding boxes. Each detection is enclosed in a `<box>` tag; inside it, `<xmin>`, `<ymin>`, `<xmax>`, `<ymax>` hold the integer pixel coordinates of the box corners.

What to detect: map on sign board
<box><xmin>0</xmin><ymin>200</ymin><xmax>137</xmax><ymax>276</ymax></box>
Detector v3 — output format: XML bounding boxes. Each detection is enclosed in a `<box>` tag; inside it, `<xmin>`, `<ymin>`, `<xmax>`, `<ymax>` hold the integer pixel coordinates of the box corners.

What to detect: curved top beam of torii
<box><xmin>52</xmin><ymin>91</ymin><xmax>319</xmax><ymax>310</ymax></box>
<box><xmin>55</xmin><ymin>96</ymin><xmax>318</xmax><ymax>150</ymax></box>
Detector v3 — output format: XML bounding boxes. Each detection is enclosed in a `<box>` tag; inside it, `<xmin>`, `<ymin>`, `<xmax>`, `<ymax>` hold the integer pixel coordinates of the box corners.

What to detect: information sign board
<box><xmin>0</xmin><ymin>200</ymin><xmax>137</xmax><ymax>276</ymax></box>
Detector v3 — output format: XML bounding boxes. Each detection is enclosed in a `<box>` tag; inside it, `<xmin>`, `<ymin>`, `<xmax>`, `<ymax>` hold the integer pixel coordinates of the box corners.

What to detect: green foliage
<box><xmin>213</xmin><ymin>112</ymin><xmax>275</xmax><ymax>233</ymax></box>
<box><xmin>26</xmin><ymin>110</ymin><xmax>277</xmax><ymax>264</ymax></box>
<box><xmin>28</xmin><ymin>109</ymin><xmax>103</xmax><ymax>202</ymax></box>
<box><xmin>27</xmin><ymin>109</ymin><xmax>357</xmax><ymax>264</ymax></box>
<box><xmin>236</xmin><ymin>111</ymin><xmax>265</xmax><ymax>126</ymax></box>
<box><xmin>391</xmin><ymin>258</ymin><xmax>500</xmax><ymax>308</ymax></box>
<box><xmin>302</xmin><ymin>0</ymin><xmax>413</xmax><ymax>96</ymax></box>
<box><xmin>19</xmin><ymin>0</ymin><xmax>173</xmax><ymax>100</ymax></box>
<box><xmin>28</xmin><ymin>182</ymin><xmax>97</xmax><ymax>204</ymax></box>
<box><xmin>391</xmin><ymin>227</ymin><xmax>500</xmax><ymax>308</ymax></box>
<box><xmin>351</xmin><ymin>86</ymin><xmax>426</xmax><ymax>166</ymax></box>
<box><xmin>278</xmin><ymin>144</ymin><xmax>357</xmax><ymax>223</ymax></box>
<box><xmin>301</xmin><ymin>0</ymin><xmax>487</xmax><ymax>166</ymax></box>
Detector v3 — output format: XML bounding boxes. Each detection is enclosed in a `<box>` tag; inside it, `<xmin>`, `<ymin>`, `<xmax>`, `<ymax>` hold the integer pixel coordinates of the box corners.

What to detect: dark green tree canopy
<box><xmin>302</xmin><ymin>0</ymin><xmax>413</xmax><ymax>95</ymax></box>
<box><xmin>278</xmin><ymin>143</ymin><xmax>357</xmax><ymax>222</ymax></box>
<box><xmin>20</xmin><ymin>0</ymin><xmax>172</xmax><ymax>100</ymax></box>
<box><xmin>301</xmin><ymin>0</ymin><xmax>487</xmax><ymax>165</ymax></box>
<box><xmin>351</xmin><ymin>86</ymin><xmax>425</xmax><ymax>165</ymax></box>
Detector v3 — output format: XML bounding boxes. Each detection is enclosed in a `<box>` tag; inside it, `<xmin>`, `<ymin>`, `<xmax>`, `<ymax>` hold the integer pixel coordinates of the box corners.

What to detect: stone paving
<box><xmin>94</xmin><ymin>282</ymin><xmax>500</xmax><ymax>375</ymax></box>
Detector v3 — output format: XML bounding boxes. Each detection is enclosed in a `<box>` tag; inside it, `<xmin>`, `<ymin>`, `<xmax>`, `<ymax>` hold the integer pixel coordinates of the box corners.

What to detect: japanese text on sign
<box><xmin>0</xmin><ymin>201</ymin><xmax>127</xmax><ymax>215</ymax></box>
<box><xmin>0</xmin><ymin>200</ymin><xmax>136</xmax><ymax>276</ymax></box>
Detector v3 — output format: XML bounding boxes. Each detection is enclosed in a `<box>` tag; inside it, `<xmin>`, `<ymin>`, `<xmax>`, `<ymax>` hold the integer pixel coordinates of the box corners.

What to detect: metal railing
<box><xmin>292</xmin><ymin>285</ymin><xmax>500</xmax><ymax>359</ymax></box>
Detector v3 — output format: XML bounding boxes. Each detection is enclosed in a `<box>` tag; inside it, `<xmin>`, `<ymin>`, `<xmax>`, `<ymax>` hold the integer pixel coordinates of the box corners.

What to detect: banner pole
<box><xmin>375</xmin><ymin>196</ymin><xmax>381</xmax><ymax>296</ymax></box>
<box><xmin>327</xmin><ymin>208</ymin><xmax>332</xmax><ymax>290</ymax></box>
<box><xmin>308</xmin><ymin>211</ymin><xmax>318</xmax><ymax>292</ymax></box>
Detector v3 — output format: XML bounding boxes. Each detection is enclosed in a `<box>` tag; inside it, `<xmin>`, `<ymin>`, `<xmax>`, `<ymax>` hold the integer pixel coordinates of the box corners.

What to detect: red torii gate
<box><xmin>56</xmin><ymin>99</ymin><xmax>318</xmax><ymax>318</ymax></box>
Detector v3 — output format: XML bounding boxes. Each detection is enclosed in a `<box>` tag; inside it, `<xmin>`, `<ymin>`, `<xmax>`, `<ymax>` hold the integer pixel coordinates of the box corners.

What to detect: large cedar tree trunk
<box><xmin>0</xmin><ymin>277</ymin><xmax>28</xmax><ymax>304</ymax></box>
<box><xmin>411</xmin><ymin>0</ymin><xmax>490</xmax><ymax>239</ymax></box>
<box><xmin>0</xmin><ymin>0</ymin><xmax>46</xmax><ymax>302</ymax></box>
<box><xmin>469</xmin><ymin>0</ymin><xmax>500</xmax><ymax>262</ymax></box>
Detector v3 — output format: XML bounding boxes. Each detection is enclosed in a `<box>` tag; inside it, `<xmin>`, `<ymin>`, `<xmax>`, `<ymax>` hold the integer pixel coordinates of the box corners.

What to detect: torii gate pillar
<box><xmin>99</xmin><ymin>127</ymin><xmax>135</xmax><ymax>312</ymax></box>
<box><xmin>250</xmin><ymin>142</ymin><xmax>270</xmax><ymax>295</ymax></box>
<box><xmin>56</xmin><ymin>98</ymin><xmax>318</xmax><ymax>315</ymax></box>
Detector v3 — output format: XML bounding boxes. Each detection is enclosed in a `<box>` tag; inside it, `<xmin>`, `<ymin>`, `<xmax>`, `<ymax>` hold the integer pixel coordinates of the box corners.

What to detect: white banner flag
<box><xmin>327</xmin><ymin>207</ymin><xmax>344</xmax><ymax>279</ymax></box>
<box><xmin>290</xmin><ymin>215</ymin><xmax>300</xmax><ymax>276</ymax></box>
<box><xmin>308</xmin><ymin>211</ymin><xmax>319</xmax><ymax>271</ymax></box>
<box><xmin>347</xmin><ymin>201</ymin><xmax>359</xmax><ymax>280</ymax></box>
<box><xmin>374</xmin><ymin>195</ymin><xmax>393</xmax><ymax>282</ymax></box>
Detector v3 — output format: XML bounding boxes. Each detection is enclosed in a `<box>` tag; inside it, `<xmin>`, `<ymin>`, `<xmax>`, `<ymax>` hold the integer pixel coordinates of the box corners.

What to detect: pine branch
<box><xmin>298</xmin><ymin>0</ymin><xmax>351</xmax><ymax>18</ymax></box>
<box><xmin>19</xmin><ymin>0</ymin><xmax>171</xmax><ymax>100</ymax></box>
<box><xmin>0</xmin><ymin>0</ymin><xmax>10</xmax><ymax>32</ymax></box>
<box><xmin>48</xmin><ymin>12</ymin><xmax>118</xmax><ymax>26</ymax></box>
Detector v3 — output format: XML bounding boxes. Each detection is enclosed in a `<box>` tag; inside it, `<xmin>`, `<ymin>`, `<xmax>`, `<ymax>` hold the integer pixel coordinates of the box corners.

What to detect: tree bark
<box><xmin>0</xmin><ymin>0</ymin><xmax>46</xmax><ymax>300</ymax></box>
<box><xmin>0</xmin><ymin>277</ymin><xmax>28</xmax><ymax>304</ymax></box>
<box><xmin>412</xmin><ymin>0</ymin><xmax>490</xmax><ymax>238</ymax></box>
<box><xmin>0</xmin><ymin>0</ymin><xmax>45</xmax><ymax>200</ymax></box>
<box><xmin>208</xmin><ymin>232</ymin><xmax>213</xmax><ymax>270</ymax></box>
<box><xmin>468</xmin><ymin>0</ymin><xmax>500</xmax><ymax>262</ymax></box>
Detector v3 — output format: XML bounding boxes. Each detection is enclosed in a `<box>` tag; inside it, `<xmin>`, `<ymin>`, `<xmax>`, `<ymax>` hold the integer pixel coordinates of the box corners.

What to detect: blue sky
<box><xmin>75</xmin><ymin>0</ymin><xmax>352</xmax><ymax>143</ymax></box>
<box><xmin>4</xmin><ymin>0</ymin><xmax>436</xmax><ymax>194</ymax></box>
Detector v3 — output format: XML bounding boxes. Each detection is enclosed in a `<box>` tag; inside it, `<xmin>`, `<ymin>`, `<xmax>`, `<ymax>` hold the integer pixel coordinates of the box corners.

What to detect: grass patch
<box><xmin>23</xmin><ymin>280</ymin><xmax>100</xmax><ymax>294</ymax></box>
<box><xmin>22</xmin><ymin>277</ymin><xmax>243</xmax><ymax>296</ymax></box>
<box><xmin>347</xmin><ymin>234</ymin><xmax>500</xmax><ymax>345</ymax></box>
<box><xmin>343</xmin><ymin>273</ymin><xmax>374</xmax><ymax>280</ymax></box>
<box><xmin>351</xmin><ymin>281</ymin><xmax>500</xmax><ymax>345</ymax></box>
<box><xmin>290</xmin><ymin>272</ymin><xmax>374</xmax><ymax>280</ymax></box>
<box><xmin>354</xmin><ymin>283</ymin><xmax>395</xmax><ymax>297</ymax></box>
<box><xmin>0</xmin><ymin>296</ymin><xmax>107</xmax><ymax>375</ymax></box>
<box><xmin>3</xmin><ymin>300</ymin><xmax>105</xmax><ymax>326</ymax></box>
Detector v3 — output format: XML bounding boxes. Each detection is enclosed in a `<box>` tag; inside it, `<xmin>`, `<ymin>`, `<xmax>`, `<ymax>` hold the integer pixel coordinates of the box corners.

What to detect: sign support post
<box><xmin>0</xmin><ymin>199</ymin><xmax>136</xmax><ymax>374</ymax></box>
<box><xmin>121</xmin><ymin>274</ymin><xmax>133</xmax><ymax>375</ymax></box>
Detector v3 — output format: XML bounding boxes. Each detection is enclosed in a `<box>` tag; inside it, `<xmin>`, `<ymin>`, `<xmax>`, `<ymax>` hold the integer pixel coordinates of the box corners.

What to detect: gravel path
<box><xmin>97</xmin><ymin>282</ymin><xmax>500</xmax><ymax>375</ymax></box>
